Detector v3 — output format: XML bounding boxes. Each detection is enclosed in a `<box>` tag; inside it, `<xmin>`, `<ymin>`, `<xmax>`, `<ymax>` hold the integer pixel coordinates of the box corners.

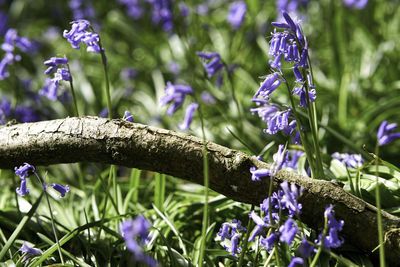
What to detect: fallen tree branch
<box><xmin>1</xmin><ymin>116</ymin><xmax>400</xmax><ymax>264</ymax></box>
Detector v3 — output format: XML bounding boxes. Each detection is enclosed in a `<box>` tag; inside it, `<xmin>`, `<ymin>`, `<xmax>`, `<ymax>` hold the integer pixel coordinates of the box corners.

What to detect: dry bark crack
<box><xmin>1</xmin><ymin>116</ymin><xmax>400</xmax><ymax>265</ymax></box>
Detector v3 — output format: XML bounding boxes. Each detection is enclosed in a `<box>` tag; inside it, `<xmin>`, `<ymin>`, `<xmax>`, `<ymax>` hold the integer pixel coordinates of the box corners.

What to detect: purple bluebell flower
<box><xmin>1</xmin><ymin>29</ymin><xmax>35</xmax><ymax>54</ymax></box>
<box><xmin>288</xmin><ymin>257</ymin><xmax>304</xmax><ymax>267</ymax></box>
<box><xmin>227</xmin><ymin>2</ymin><xmax>246</xmax><ymax>30</ymax></box>
<box><xmin>120</xmin><ymin>215</ymin><xmax>157</xmax><ymax>266</ymax></box>
<box><xmin>218</xmin><ymin>219</ymin><xmax>246</xmax><ymax>240</ymax></box>
<box><xmin>63</xmin><ymin>20</ymin><xmax>101</xmax><ymax>53</ymax></box>
<box><xmin>377</xmin><ymin>120</ymin><xmax>400</xmax><ymax>146</ymax></box>
<box><xmin>201</xmin><ymin>91</ymin><xmax>216</xmax><ymax>104</ymax></box>
<box><xmin>51</xmin><ymin>183</ymin><xmax>69</xmax><ymax>198</ymax></box>
<box><xmin>39</xmin><ymin>78</ymin><xmax>58</xmax><ymax>101</ymax></box>
<box><xmin>19</xmin><ymin>242</ymin><xmax>41</xmax><ymax>262</ymax></box>
<box><xmin>124</xmin><ymin>110</ymin><xmax>134</xmax><ymax>122</ymax></box>
<box><xmin>253</xmin><ymin>73</ymin><xmax>282</xmax><ymax>100</ymax></box>
<box><xmin>16</xmin><ymin>178</ymin><xmax>29</xmax><ymax>196</ymax></box>
<box><xmin>299</xmin><ymin>238</ymin><xmax>313</xmax><ymax>257</ymax></box>
<box><xmin>196</xmin><ymin>52</ymin><xmax>224</xmax><ymax>79</ymax></box>
<box><xmin>260</xmin><ymin>232</ymin><xmax>278</xmax><ymax>251</ymax></box>
<box><xmin>280</xmin><ymin>180</ymin><xmax>303</xmax><ymax>216</ymax></box>
<box><xmin>44</xmin><ymin>56</ymin><xmax>68</xmax><ymax>75</ymax></box>
<box><xmin>249</xmin><ymin>167</ymin><xmax>271</xmax><ymax>182</ymax></box>
<box><xmin>119</xmin><ymin>0</ymin><xmax>143</xmax><ymax>19</ymax></box>
<box><xmin>147</xmin><ymin>0</ymin><xmax>173</xmax><ymax>32</ymax></box>
<box><xmin>160</xmin><ymin>81</ymin><xmax>193</xmax><ymax>116</ymax></box>
<box><xmin>0</xmin><ymin>52</ymin><xmax>21</xmax><ymax>80</ymax></box>
<box><xmin>178</xmin><ymin>102</ymin><xmax>198</xmax><ymax>131</ymax></box>
<box><xmin>250</xmin><ymin>103</ymin><xmax>295</xmax><ymax>135</ymax></box>
<box><xmin>69</xmin><ymin>0</ymin><xmax>96</xmax><ymax>20</ymax></box>
<box><xmin>343</xmin><ymin>0</ymin><xmax>368</xmax><ymax>9</ymax></box>
<box><xmin>248</xmin><ymin>211</ymin><xmax>268</xmax><ymax>241</ymax></box>
<box><xmin>14</xmin><ymin>105</ymin><xmax>41</xmax><ymax>122</ymax></box>
<box><xmin>279</xmin><ymin>218</ymin><xmax>298</xmax><ymax>245</ymax></box>
<box><xmin>292</xmin><ymin>85</ymin><xmax>316</xmax><ymax>107</ymax></box>
<box><xmin>283</xmin><ymin>150</ymin><xmax>305</xmax><ymax>170</ymax></box>
<box><xmin>99</xmin><ymin>107</ymin><xmax>108</xmax><ymax>118</ymax></box>
<box><xmin>332</xmin><ymin>152</ymin><xmax>363</xmax><ymax>169</ymax></box>
<box><xmin>15</xmin><ymin>163</ymin><xmax>35</xmax><ymax>179</ymax></box>
<box><xmin>168</xmin><ymin>61</ymin><xmax>180</xmax><ymax>74</ymax></box>
<box><xmin>316</xmin><ymin>205</ymin><xmax>344</xmax><ymax>250</ymax></box>
<box><xmin>0</xmin><ymin>97</ymin><xmax>11</xmax><ymax>124</ymax></box>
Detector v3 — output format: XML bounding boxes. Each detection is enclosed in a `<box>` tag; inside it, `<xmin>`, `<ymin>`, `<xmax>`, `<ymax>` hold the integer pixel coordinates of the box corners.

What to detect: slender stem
<box><xmin>375</xmin><ymin>143</ymin><xmax>386</xmax><ymax>266</ymax></box>
<box><xmin>226</xmin><ymin>68</ymin><xmax>243</xmax><ymax>133</ymax></box>
<box><xmin>97</xmin><ymin>165</ymin><xmax>115</xmax><ymax>240</ymax></box>
<box><xmin>310</xmin><ymin>215</ymin><xmax>328</xmax><ymax>267</ymax></box>
<box><xmin>197</xmin><ymin>102</ymin><xmax>209</xmax><ymax>267</ymax></box>
<box><xmin>34</xmin><ymin>172</ymin><xmax>64</xmax><ymax>265</ymax></box>
<box><xmin>66</xmin><ymin>64</ymin><xmax>79</xmax><ymax>117</ymax></box>
<box><xmin>238</xmin><ymin>205</ymin><xmax>254</xmax><ymax>266</ymax></box>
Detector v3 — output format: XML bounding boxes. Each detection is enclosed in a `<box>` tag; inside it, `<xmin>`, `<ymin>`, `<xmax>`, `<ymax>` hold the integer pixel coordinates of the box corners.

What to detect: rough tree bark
<box><xmin>0</xmin><ymin>116</ymin><xmax>399</xmax><ymax>264</ymax></box>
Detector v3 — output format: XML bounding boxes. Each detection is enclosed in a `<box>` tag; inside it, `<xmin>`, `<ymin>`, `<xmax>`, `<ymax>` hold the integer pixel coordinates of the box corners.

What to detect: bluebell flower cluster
<box><xmin>250</xmin><ymin>144</ymin><xmax>289</xmax><ymax>181</ymax></box>
<box><xmin>147</xmin><ymin>0</ymin><xmax>173</xmax><ymax>32</ymax></box>
<box><xmin>63</xmin><ymin>20</ymin><xmax>101</xmax><ymax>53</ymax></box>
<box><xmin>19</xmin><ymin>242</ymin><xmax>41</xmax><ymax>262</ymax></box>
<box><xmin>119</xmin><ymin>0</ymin><xmax>143</xmax><ymax>19</ymax></box>
<box><xmin>69</xmin><ymin>0</ymin><xmax>96</xmax><ymax>20</ymax></box>
<box><xmin>227</xmin><ymin>2</ymin><xmax>247</xmax><ymax>30</ymax></box>
<box><xmin>15</xmin><ymin>163</ymin><xmax>35</xmax><ymax>196</ymax></box>
<box><xmin>332</xmin><ymin>152</ymin><xmax>364</xmax><ymax>168</ymax></box>
<box><xmin>217</xmin><ymin>219</ymin><xmax>246</xmax><ymax>256</ymax></box>
<box><xmin>316</xmin><ymin>205</ymin><xmax>344</xmax><ymax>250</ymax></box>
<box><xmin>40</xmin><ymin>56</ymin><xmax>71</xmax><ymax>101</ymax></box>
<box><xmin>283</xmin><ymin>150</ymin><xmax>305</xmax><ymax>170</ymax></box>
<box><xmin>377</xmin><ymin>120</ymin><xmax>400</xmax><ymax>146</ymax></box>
<box><xmin>196</xmin><ymin>52</ymin><xmax>225</xmax><ymax>87</ymax></box>
<box><xmin>343</xmin><ymin>0</ymin><xmax>368</xmax><ymax>9</ymax></box>
<box><xmin>120</xmin><ymin>215</ymin><xmax>157</xmax><ymax>266</ymax></box>
<box><xmin>0</xmin><ymin>29</ymin><xmax>34</xmax><ymax>80</ymax></box>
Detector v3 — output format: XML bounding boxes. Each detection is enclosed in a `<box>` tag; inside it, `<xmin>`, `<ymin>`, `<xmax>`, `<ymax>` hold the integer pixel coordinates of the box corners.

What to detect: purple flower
<box><xmin>178</xmin><ymin>102</ymin><xmax>198</xmax><ymax>130</ymax></box>
<box><xmin>332</xmin><ymin>152</ymin><xmax>363</xmax><ymax>169</ymax></box>
<box><xmin>51</xmin><ymin>183</ymin><xmax>69</xmax><ymax>198</ymax></box>
<box><xmin>15</xmin><ymin>163</ymin><xmax>35</xmax><ymax>179</ymax></box>
<box><xmin>377</xmin><ymin>120</ymin><xmax>400</xmax><ymax>146</ymax></box>
<box><xmin>19</xmin><ymin>242</ymin><xmax>41</xmax><ymax>262</ymax></box>
<box><xmin>147</xmin><ymin>0</ymin><xmax>173</xmax><ymax>31</ymax></box>
<box><xmin>343</xmin><ymin>0</ymin><xmax>368</xmax><ymax>9</ymax></box>
<box><xmin>218</xmin><ymin>219</ymin><xmax>246</xmax><ymax>240</ymax></box>
<box><xmin>260</xmin><ymin>232</ymin><xmax>278</xmax><ymax>251</ymax></box>
<box><xmin>119</xmin><ymin>0</ymin><xmax>143</xmax><ymax>19</ymax></box>
<box><xmin>316</xmin><ymin>205</ymin><xmax>344</xmax><ymax>250</ymax></box>
<box><xmin>249</xmin><ymin>167</ymin><xmax>271</xmax><ymax>182</ymax></box>
<box><xmin>227</xmin><ymin>2</ymin><xmax>246</xmax><ymax>30</ymax></box>
<box><xmin>196</xmin><ymin>52</ymin><xmax>224</xmax><ymax>79</ymax></box>
<box><xmin>63</xmin><ymin>20</ymin><xmax>101</xmax><ymax>53</ymax></box>
<box><xmin>0</xmin><ymin>11</ymin><xmax>8</xmax><ymax>36</ymax></box>
<box><xmin>39</xmin><ymin>78</ymin><xmax>58</xmax><ymax>101</ymax></box>
<box><xmin>279</xmin><ymin>218</ymin><xmax>298</xmax><ymax>245</ymax></box>
<box><xmin>277</xmin><ymin>0</ymin><xmax>309</xmax><ymax>14</ymax></box>
<box><xmin>120</xmin><ymin>215</ymin><xmax>157</xmax><ymax>266</ymax></box>
<box><xmin>99</xmin><ymin>107</ymin><xmax>108</xmax><ymax>118</ymax></box>
<box><xmin>168</xmin><ymin>61</ymin><xmax>180</xmax><ymax>74</ymax></box>
<box><xmin>253</xmin><ymin>73</ymin><xmax>282</xmax><ymax>100</ymax></box>
<box><xmin>179</xmin><ymin>2</ymin><xmax>189</xmax><ymax>17</ymax></box>
<box><xmin>0</xmin><ymin>52</ymin><xmax>21</xmax><ymax>80</ymax></box>
<box><xmin>16</xmin><ymin>178</ymin><xmax>29</xmax><ymax>196</ymax></box>
<box><xmin>280</xmin><ymin>180</ymin><xmax>303</xmax><ymax>217</ymax></box>
<box><xmin>124</xmin><ymin>110</ymin><xmax>134</xmax><ymax>122</ymax></box>
<box><xmin>44</xmin><ymin>56</ymin><xmax>68</xmax><ymax>75</ymax></box>
<box><xmin>292</xmin><ymin>85</ymin><xmax>316</xmax><ymax>107</ymax></box>
<box><xmin>299</xmin><ymin>238</ymin><xmax>313</xmax><ymax>258</ymax></box>
<box><xmin>160</xmin><ymin>81</ymin><xmax>193</xmax><ymax>115</ymax></box>
<box><xmin>250</xmin><ymin>103</ymin><xmax>295</xmax><ymax>135</ymax></box>
<box><xmin>0</xmin><ymin>97</ymin><xmax>11</xmax><ymax>124</ymax></box>
<box><xmin>1</xmin><ymin>29</ymin><xmax>35</xmax><ymax>54</ymax></box>
<box><xmin>288</xmin><ymin>257</ymin><xmax>304</xmax><ymax>267</ymax></box>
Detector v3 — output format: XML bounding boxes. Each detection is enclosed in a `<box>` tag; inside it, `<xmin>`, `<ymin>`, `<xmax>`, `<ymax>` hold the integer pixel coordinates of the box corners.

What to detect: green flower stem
<box><xmin>197</xmin><ymin>102</ymin><xmax>209</xmax><ymax>267</ymax></box>
<box><xmin>310</xmin><ymin>215</ymin><xmax>328</xmax><ymax>267</ymax></box>
<box><xmin>34</xmin><ymin>172</ymin><xmax>64</xmax><ymax>265</ymax></box>
<box><xmin>66</xmin><ymin>64</ymin><xmax>79</xmax><ymax>117</ymax></box>
<box><xmin>226</xmin><ymin>66</ymin><xmax>243</xmax><ymax>133</ymax></box>
<box><xmin>375</xmin><ymin>142</ymin><xmax>386</xmax><ymax>267</ymax></box>
<box><xmin>238</xmin><ymin>204</ymin><xmax>254</xmax><ymax>267</ymax></box>
<box><xmin>95</xmin><ymin>35</ymin><xmax>112</xmax><ymax>119</ymax></box>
